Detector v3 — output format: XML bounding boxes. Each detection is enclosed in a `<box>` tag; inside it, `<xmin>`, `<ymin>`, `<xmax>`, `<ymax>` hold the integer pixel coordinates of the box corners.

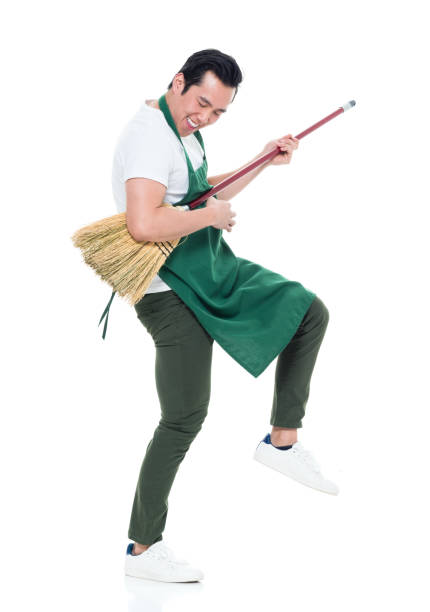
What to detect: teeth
<box><xmin>187</xmin><ymin>117</ymin><xmax>198</xmax><ymax>128</ymax></box>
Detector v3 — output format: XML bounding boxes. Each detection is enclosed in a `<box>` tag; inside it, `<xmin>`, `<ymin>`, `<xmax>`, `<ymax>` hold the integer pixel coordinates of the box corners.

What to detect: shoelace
<box><xmin>292</xmin><ymin>443</ymin><xmax>321</xmax><ymax>473</ymax></box>
<box><xmin>146</xmin><ymin>543</ymin><xmax>187</xmax><ymax>564</ymax></box>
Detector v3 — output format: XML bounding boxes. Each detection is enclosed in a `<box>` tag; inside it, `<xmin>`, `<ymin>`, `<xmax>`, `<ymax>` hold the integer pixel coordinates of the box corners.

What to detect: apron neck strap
<box><xmin>158</xmin><ymin>93</ymin><xmax>205</xmax><ymax>152</ymax></box>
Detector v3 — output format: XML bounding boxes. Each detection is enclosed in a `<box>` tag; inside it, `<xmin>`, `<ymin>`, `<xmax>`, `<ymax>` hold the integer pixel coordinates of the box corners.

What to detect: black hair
<box><xmin>167</xmin><ymin>49</ymin><xmax>243</xmax><ymax>101</ymax></box>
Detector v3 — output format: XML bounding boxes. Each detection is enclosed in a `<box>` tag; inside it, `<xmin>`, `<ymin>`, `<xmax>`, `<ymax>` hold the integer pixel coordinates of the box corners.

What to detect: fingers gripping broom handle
<box><xmin>186</xmin><ymin>100</ymin><xmax>356</xmax><ymax>210</ymax></box>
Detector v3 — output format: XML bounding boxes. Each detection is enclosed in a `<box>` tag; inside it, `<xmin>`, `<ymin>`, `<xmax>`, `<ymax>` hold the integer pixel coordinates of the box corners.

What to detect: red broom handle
<box><xmin>186</xmin><ymin>100</ymin><xmax>356</xmax><ymax>210</ymax></box>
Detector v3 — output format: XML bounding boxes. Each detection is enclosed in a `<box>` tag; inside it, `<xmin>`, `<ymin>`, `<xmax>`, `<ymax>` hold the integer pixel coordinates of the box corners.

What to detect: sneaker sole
<box><xmin>125</xmin><ymin>567</ymin><xmax>203</xmax><ymax>582</ymax></box>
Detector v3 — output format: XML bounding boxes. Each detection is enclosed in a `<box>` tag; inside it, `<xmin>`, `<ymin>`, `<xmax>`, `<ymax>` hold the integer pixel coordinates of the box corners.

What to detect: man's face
<box><xmin>170</xmin><ymin>70</ymin><xmax>235</xmax><ymax>137</ymax></box>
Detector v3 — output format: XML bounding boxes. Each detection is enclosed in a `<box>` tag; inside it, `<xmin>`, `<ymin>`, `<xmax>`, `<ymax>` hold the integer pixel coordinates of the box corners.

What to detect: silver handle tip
<box><xmin>342</xmin><ymin>100</ymin><xmax>356</xmax><ymax>111</ymax></box>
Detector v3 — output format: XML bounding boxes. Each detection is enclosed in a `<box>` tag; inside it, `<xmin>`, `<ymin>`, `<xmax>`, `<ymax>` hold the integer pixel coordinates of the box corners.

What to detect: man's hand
<box><xmin>261</xmin><ymin>133</ymin><xmax>299</xmax><ymax>166</ymax></box>
<box><xmin>206</xmin><ymin>196</ymin><xmax>237</xmax><ymax>232</ymax></box>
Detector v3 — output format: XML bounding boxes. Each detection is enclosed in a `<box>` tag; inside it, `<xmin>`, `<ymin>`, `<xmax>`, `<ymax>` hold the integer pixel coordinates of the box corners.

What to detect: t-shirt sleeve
<box><xmin>119</xmin><ymin>120</ymin><xmax>173</xmax><ymax>187</ymax></box>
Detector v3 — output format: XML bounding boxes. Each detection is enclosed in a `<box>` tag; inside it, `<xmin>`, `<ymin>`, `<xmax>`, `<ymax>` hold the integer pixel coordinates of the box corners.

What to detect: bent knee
<box><xmin>161</xmin><ymin>403</ymin><xmax>209</xmax><ymax>436</ymax></box>
<box><xmin>309</xmin><ymin>296</ymin><xmax>330</xmax><ymax>328</ymax></box>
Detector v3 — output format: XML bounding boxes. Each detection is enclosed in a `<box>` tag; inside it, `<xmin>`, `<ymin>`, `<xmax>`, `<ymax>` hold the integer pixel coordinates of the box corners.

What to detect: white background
<box><xmin>2</xmin><ymin>0</ymin><xmax>429</xmax><ymax>610</ymax></box>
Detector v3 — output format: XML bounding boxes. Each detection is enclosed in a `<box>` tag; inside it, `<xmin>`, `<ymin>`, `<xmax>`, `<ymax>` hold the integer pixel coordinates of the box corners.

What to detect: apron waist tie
<box><xmin>98</xmin><ymin>290</ymin><xmax>116</xmax><ymax>339</ymax></box>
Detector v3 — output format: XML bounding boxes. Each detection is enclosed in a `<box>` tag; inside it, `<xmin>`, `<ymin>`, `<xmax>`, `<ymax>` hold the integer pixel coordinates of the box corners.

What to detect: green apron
<box><xmin>100</xmin><ymin>93</ymin><xmax>316</xmax><ymax>378</ymax></box>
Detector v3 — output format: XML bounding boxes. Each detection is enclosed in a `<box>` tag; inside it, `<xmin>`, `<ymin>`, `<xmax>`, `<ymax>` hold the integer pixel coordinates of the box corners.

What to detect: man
<box><xmin>110</xmin><ymin>49</ymin><xmax>338</xmax><ymax>583</ymax></box>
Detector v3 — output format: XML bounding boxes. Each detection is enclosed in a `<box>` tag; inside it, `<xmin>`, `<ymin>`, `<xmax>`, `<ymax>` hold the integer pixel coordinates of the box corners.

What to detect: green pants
<box><xmin>128</xmin><ymin>289</ymin><xmax>329</xmax><ymax>545</ymax></box>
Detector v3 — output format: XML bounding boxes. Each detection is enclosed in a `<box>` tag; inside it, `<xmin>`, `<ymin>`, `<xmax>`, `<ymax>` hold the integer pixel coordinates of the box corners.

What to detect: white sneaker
<box><xmin>125</xmin><ymin>541</ymin><xmax>204</xmax><ymax>582</ymax></box>
<box><xmin>253</xmin><ymin>434</ymin><xmax>339</xmax><ymax>495</ymax></box>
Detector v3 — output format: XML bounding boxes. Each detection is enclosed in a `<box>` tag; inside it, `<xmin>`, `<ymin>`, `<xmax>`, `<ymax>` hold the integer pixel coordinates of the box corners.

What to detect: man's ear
<box><xmin>173</xmin><ymin>72</ymin><xmax>185</xmax><ymax>94</ymax></box>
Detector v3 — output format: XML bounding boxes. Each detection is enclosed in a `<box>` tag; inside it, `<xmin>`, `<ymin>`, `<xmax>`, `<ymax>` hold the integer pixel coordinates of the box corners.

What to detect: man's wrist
<box><xmin>204</xmin><ymin>204</ymin><xmax>216</xmax><ymax>226</ymax></box>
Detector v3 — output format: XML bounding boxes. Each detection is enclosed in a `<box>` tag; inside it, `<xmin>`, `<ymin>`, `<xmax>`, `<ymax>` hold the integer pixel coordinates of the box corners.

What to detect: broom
<box><xmin>72</xmin><ymin>100</ymin><xmax>356</xmax><ymax>310</ymax></box>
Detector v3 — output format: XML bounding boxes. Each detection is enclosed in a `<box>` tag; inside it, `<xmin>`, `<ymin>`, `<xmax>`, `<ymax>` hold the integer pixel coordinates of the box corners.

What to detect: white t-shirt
<box><xmin>111</xmin><ymin>101</ymin><xmax>206</xmax><ymax>293</ymax></box>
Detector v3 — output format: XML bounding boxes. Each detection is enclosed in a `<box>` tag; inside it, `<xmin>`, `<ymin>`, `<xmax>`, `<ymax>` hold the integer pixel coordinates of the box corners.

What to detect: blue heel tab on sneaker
<box><xmin>262</xmin><ymin>433</ymin><xmax>292</xmax><ymax>450</ymax></box>
<box><xmin>126</xmin><ymin>543</ymin><xmax>134</xmax><ymax>555</ymax></box>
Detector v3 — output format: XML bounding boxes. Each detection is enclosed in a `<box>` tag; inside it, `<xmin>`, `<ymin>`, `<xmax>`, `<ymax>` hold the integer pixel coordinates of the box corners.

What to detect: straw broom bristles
<box><xmin>71</xmin><ymin>203</ymin><xmax>188</xmax><ymax>305</ymax></box>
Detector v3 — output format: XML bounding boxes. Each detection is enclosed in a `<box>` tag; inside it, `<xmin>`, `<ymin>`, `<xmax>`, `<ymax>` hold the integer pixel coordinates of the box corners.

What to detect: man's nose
<box><xmin>199</xmin><ymin>111</ymin><xmax>212</xmax><ymax>125</ymax></box>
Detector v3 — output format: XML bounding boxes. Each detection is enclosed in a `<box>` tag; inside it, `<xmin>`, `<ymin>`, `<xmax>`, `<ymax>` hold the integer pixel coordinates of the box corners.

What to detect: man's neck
<box><xmin>149</xmin><ymin>90</ymin><xmax>173</xmax><ymax>109</ymax></box>
<box><xmin>164</xmin><ymin>89</ymin><xmax>176</xmax><ymax>110</ymax></box>
<box><xmin>146</xmin><ymin>98</ymin><xmax>160</xmax><ymax>109</ymax></box>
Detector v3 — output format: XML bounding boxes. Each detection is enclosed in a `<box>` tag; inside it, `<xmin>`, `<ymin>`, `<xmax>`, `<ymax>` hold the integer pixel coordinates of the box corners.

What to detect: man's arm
<box><xmin>207</xmin><ymin>152</ymin><xmax>271</xmax><ymax>201</ymax></box>
<box><xmin>126</xmin><ymin>177</ymin><xmax>216</xmax><ymax>242</ymax></box>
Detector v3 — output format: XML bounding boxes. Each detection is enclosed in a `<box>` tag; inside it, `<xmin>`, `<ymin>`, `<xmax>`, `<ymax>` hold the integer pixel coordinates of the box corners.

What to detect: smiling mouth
<box><xmin>186</xmin><ymin>117</ymin><xmax>199</xmax><ymax>129</ymax></box>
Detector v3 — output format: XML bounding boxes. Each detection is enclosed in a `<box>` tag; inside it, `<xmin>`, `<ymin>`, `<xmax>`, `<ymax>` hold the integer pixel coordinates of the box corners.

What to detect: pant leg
<box><xmin>270</xmin><ymin>295</ymin><xmax>329</xmax><ymax>429</ymax></box>
<box><xmin>128</xmin><ymin>290</ymin><xmax>214</xmax><ymax>546</ymax></box>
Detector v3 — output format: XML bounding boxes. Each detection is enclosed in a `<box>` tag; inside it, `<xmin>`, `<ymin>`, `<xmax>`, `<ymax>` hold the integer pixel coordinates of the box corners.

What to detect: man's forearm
<box><xmin>137</xmin><ymin>205</ymin><xmax>216</xmax><ymax>243</ymax></box>
<box><xmin>207</xmin><ymin>152</ymin><xmax>271</xmax><ymax>201</ymax></box>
